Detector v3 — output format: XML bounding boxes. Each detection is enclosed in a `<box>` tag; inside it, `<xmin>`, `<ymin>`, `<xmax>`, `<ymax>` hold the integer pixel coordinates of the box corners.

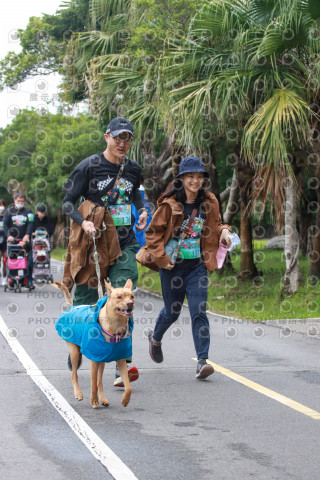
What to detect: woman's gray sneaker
<box><xmin>148</xmin><ymin>329</ymin><xmax>163</xmax><ymax>363</ymax></box>
<box><xmin>196</xmin><ymin>359</ymin><xmax>214</xmax><ymax>379</ymax></box>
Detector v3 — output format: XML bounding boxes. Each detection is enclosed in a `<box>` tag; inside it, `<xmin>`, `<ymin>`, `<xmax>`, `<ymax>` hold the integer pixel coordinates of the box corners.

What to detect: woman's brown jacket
<box><xmin>136</xmin><ymin>192</ymin><xmax>230</xmax><ymax>272</ymax></box>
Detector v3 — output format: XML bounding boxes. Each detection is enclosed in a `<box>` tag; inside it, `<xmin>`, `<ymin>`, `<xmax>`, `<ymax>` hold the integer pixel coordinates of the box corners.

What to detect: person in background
<box><xmin>132</xmin><ymin>184</ymin><xmax>152</xmax><ymax>249</ymax></box>
<box><xmin>3</xmin><ymin>193</ymin><xmax>35</xmax><ymax>289</ymax></box>
<box><xmin>33</xmin><ymin>204</ymin><xmax>54</xmax><ymax>238</ymax></box>
<box><xmin>137</xmin><ymin>157</ymin><xmax>231</xmax><ymax>379</ymax></box>
<box><xmin>0</xmin><ymin>199</ymin><xmax>7</xmax><ymax>285</ymax></box>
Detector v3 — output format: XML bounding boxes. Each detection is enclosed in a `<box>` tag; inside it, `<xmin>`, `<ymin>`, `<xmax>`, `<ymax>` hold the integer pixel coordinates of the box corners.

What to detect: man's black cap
<box><xmin>106</xmin><ymin>117</ymin><xmax>134</xmax><ymax>137</ymax></box>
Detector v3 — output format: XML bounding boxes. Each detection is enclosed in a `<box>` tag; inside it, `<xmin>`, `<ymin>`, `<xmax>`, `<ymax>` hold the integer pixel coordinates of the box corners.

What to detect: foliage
<box><xmin>136</xmin><ymin>241</ymin><xmax>320</xmax><ymax>320</ymax></box>
<box><xmin>0</xmin><ymin>0</ymin><xmax>90</xmax><ymax>92</ymax></box>
<box><xmin>0</xmin><ymin>109</ymin><xmax>106</xmax><ymax>215</ymax></box>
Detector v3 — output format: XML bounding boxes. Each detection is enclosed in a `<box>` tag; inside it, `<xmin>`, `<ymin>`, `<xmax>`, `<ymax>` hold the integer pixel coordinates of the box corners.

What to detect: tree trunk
<box><xmin>309</xmin><ymin>161</ymin><xmax>320</xmax><ymax>277</ymax></box>
<box><xmin>235</xmin><ymin>150</ymin><xmax>258</xmax><ymax>278</ymax></box>
<box><xmin>299</xmin><ymin>200</ymin><xmax>313</xmax><ymax>257</ymax></box>
<box><xmin>282</xmin><ymin>177</ymin><xmax>303</xmax><ymax>295</ymax></box>
<box><xmin>141</xmin><ymin>137</ymin><xmax>172</xmax><ymax>210</ymax></box>
<box><xmin>224</xmin><ymin>168</ymin><xmax>240</xmax><ymax>225</ymax></box>
<box><xmin>239</xmin><ymin>190</ymin><xmax>258</xmax><ymax>277</ymax></box>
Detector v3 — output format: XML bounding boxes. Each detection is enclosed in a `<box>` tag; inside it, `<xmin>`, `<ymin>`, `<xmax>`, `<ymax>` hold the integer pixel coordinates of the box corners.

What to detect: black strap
<box><xmin>180</xmin><ymin>208</ymin><xmax>197</xmax><ymax>240</ymax></box>
<box><xmin>100</xmin><ymin>160</ymin><xmax>126</xmax><ymax>207</ymax></box>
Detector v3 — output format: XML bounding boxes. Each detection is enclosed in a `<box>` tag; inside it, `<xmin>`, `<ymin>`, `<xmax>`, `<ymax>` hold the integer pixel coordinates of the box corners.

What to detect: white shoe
<box><xmin>1</xmin><ymin>277</ymin><xmax>6</xmax><ymax>286</ymax></box>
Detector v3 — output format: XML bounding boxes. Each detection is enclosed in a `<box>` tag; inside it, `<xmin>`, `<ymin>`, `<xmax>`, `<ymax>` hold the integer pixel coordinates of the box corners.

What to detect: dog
<box><xmin>55</xmin><ymin>279</ymin><xmax>135</xmax><ymax>408</ymax></box>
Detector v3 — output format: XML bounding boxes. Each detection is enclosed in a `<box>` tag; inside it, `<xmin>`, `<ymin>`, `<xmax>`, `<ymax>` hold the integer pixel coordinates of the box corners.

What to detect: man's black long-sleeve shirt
<box><xmin>62</xmin><ymin>153</ymin><xmax>144</xmax><ymax>250</ymax></box>
<box><xmin>3</xmin><ymin>206</ymin><xmax>34</xmax><ymax>239</ymax></box>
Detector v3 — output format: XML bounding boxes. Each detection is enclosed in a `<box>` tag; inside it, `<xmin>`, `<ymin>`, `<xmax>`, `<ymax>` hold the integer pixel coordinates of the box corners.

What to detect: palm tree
<box><xmin>164</xmin><ymin>0</ymin><xmax>320</xmax><ymax>293</ymax></box>
<box><xmin>66</xmin><ymin>0</ymin><xmax>198</xmax><ymax>207</ymax></box>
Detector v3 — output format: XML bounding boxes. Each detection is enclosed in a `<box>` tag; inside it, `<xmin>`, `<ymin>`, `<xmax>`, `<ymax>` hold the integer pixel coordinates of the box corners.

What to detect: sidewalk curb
<box><xmin>137</xmin><ymin>287</ymin><xmax>320</xmax><ymax>340</ymax></box>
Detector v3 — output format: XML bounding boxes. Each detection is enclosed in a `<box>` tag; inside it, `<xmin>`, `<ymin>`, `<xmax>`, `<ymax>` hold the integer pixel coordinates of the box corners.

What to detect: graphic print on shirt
<box><xmin>98</xmin><ymin>177</ymin><xmax>133</xmax><ymax>204</ymax></box>
<box><xmin>12</xmin><ymin>215</ymin><xmax>28</xmax><ymax>226</ymax></box>
<box><xmin>178</xmin><ymin>215</ymin><xmax>205</xmax><ymax>259</ymax></box>
<box><xmin>99</xmin><ymin>177</ymin><xmax>134</xmax><ymax>226</ymax></box>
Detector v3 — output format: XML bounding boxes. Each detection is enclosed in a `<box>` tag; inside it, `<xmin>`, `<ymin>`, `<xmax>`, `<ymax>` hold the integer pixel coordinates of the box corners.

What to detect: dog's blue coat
<box><xmin>55</xmin><ymin>296</ymin><xmax>133</xmax><ymax>362</ymax></box>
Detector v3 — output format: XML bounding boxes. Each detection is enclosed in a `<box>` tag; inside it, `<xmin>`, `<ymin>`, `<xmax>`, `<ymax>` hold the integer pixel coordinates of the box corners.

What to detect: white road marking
<box><xmin>0</xmin><ymin>314</ymin><xmax>139</xmax><ymax>480</ymax></box>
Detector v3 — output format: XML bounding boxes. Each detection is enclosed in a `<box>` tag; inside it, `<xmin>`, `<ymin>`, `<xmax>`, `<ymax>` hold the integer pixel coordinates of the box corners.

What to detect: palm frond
<box><xmin>242</xmin><ymin>88</ymin><xmax>315</xmax><ymax>173</ymax></box>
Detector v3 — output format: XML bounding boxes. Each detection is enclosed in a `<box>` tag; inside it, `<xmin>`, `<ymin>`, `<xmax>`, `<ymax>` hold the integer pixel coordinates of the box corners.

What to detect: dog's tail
<box><xmin>53</xmin><ymin>281</ymin><xmax>73</xmax><ymax>307</ymax></box>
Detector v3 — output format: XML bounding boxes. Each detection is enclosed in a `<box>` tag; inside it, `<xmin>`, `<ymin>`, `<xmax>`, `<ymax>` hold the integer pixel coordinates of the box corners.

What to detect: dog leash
<box><xmin>92</xmin><ymin>232</ymin><xmax>104</xmax><ymax>299</ymax></box>
<box><xmin>91</xmin><ymin>160</ymin><xmax>125</xmax><ymax>299</ymax></box>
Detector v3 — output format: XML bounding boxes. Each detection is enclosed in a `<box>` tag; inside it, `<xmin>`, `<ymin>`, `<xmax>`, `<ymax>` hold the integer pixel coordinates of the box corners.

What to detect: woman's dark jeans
<box><xmin>153</xmin><ymin>262</ymin><xmax>210</xmax><ymax>360</ymax></box>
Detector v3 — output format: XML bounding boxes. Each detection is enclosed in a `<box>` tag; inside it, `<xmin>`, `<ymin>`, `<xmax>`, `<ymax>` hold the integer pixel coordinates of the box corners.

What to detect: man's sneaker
<box><xmin>148</xmin><ymin>329</ymin><xmax>163</xmax><ymax>363</ymax></box>
<box><xmin>114</xmin><ymin>366</ymin><xmax>139</xmax><ymax>387</ymax></box>
<box><xmin>67</xmin><ymin>353</ymin><xmax>83</xmax><ymax>371</ymax></box>
<box><xmin>195</xmin><ymin>359</ymin><xmax>214</xmax><ymax>379</ymax></box>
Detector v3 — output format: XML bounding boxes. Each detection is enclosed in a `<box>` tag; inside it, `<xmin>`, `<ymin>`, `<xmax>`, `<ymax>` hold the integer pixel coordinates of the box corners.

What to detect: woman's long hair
<box><xmin>158</xmin><ymin>178</ymin><xmax>206</xmax><ymax>207</ymax></box>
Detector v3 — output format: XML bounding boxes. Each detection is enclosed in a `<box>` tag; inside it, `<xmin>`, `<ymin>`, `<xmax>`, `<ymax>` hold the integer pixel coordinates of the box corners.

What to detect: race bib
<box><xmin>108</xmin><ymin>204</ymin><xmax>131</xmax><ymax>226</ymax></box>
<box><xmin>178</xmin><ymin>238</ymin><xmax>200</xmax><ymax>259</ymax></box>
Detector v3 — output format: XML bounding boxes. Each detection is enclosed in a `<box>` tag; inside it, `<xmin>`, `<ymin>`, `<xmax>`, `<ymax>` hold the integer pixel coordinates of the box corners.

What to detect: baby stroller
<box><xmin>32</xmin><ymin>229</ymin><xmax>53</xmax><ymax>283</ymax></box>
<box><xmin>4</xmin><ymin>240</ymin><xmax>30</xmax><ymax>293</ymax></box>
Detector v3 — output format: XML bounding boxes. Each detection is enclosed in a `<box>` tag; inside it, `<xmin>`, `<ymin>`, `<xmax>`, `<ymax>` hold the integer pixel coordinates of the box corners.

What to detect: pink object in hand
<box><xmin>216</xmin><ymin>240</ymin><xmax>228</xmax><ymax>269</ymax></box>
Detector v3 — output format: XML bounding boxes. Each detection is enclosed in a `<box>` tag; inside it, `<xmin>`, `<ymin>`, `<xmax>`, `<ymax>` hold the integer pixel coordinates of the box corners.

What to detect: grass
<box><xmin>51</xmin><ymin>241</ymin><xmax>320</xmax><ymax>321</ymax></box>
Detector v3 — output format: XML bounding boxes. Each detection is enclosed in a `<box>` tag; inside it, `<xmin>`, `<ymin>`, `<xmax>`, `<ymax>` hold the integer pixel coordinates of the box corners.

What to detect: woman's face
<box><xmin>180</xmin><ymin>172</ymin><xmax>205</xmax><ymax>196</ymax></box>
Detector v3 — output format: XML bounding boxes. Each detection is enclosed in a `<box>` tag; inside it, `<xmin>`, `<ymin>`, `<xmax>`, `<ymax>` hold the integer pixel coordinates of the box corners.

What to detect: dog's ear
<box><xmin>104</xmin><ymin>280</ymin><xmax>113</xmax><ymax>294</ymax></box>
<box><xmin>124</xmin><ymin>278</ymin><xmax>133</xmax><ymax>291</ymax></box>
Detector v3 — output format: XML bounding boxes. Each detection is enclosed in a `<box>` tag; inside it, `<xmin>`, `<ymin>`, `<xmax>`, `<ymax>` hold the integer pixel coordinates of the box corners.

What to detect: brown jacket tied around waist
<box><xmin>62</xmin><ymin>200</ymin><xmax>121</xmax><ymax>292</ymax></box>
<box><xmin>136</xmin><ymin>192</ymin><xmax>231</xmax><ymax>272</ymax></box>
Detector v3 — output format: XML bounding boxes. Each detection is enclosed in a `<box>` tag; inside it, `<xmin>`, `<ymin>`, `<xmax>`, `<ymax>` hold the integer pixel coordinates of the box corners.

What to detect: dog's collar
<box><xmin>100</xmin><ymin>322</ymin><xmax>131</xmax><ymax>343</ymax></box>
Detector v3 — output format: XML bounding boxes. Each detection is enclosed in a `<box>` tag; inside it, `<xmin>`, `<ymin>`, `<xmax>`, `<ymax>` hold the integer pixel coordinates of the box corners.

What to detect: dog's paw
<box><xmin>121</xmin><ymin>391</ymin><xmax>131</xmax><ymax>407</ymax></box>
<box><xmin>90</xmin><ymin>395</ymin><xmax>100</xmax><ymax>408</ymax></box>
<box><xmin>100</xmin><ymin>398</ymin><xmax>110</xmax><ymax>407</ymax></box>
<box><xmin>74</xmin><ymin>388</ymin><xmax>83</xmax><ymax>401</ymax></box>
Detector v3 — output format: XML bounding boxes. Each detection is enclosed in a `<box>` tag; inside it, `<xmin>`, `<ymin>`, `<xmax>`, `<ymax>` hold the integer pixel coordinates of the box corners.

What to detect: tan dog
<box><xmin>55</xmin><ymin>279</ymin><xmax>135</xmax><ymax>408</ymax></box>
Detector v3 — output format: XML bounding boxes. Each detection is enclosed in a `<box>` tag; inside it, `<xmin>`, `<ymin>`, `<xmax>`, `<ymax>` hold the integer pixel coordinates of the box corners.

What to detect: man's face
<box><xmin>15</xmin><ymin>196</ymin><xmax>26</xmax><ymax>209</ymax></box>
<box><xmin>104</xmin><ymin>132</ymin><xmax>132</xmax><ymax>160</ymax></box>
<box><xmin>37</xmin><ymin>211</ymin><xmax>45</xmax><ymax>220</ymax></box>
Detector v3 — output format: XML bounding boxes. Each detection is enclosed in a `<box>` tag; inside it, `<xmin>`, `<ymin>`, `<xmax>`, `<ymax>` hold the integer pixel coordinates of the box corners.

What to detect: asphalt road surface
<box><xmin>1</xmin><ymin>259</ymin><xmax>320</xmax><ymax>480</ymax></box>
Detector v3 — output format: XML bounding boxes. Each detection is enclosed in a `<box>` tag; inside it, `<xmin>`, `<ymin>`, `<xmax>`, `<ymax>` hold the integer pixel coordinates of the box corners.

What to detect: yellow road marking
<box><xmin>193</xmin><ymin>359</ymin><xmax>320</xmax><ymax>420</ymax></box>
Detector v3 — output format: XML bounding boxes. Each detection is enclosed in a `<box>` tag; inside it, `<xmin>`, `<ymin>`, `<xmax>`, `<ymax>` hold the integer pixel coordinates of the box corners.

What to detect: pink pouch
<box><xmin>8</xmin><ymin>257</ymin><xmax>27</xmax><ymax>269</ymax></box>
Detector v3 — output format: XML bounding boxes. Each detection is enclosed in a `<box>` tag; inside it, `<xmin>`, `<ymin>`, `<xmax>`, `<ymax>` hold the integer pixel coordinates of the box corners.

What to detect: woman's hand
<box><xmin>135</xmin><ymin>211</ymin><xmax>148</xmax><ymax>232</ymax></box>
<box><xmin>164</xmin><ymin>261</ymin><xmax>175</xmax><ymax>270</ymax></box>
<box><xmin>220</xmin><ymin>228</ymin><xmax>232</xmax><ymax>248</ymax></box>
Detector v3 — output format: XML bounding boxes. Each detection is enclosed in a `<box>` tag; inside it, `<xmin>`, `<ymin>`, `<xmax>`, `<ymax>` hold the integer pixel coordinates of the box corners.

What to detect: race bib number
<box><xmin>178</xmin><ymin>238</ymin><xmax>200</xmax><ymax>259</ymax></box>
<box><xmin>108</xmin><ymin>204</ymin><xmax>131</xmax><ymax>226</ymax></box>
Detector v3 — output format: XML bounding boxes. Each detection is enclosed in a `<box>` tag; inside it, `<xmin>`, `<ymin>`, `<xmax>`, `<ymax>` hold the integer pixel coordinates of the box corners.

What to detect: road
<box><xmin>0</xmin><ymin>259</ymin><xmax>320</xmax><ymax>480</ymax></box>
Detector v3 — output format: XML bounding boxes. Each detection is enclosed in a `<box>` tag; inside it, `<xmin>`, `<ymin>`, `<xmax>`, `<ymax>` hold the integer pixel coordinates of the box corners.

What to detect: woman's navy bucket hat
<box><xmin>176</xmin><ymin>157</ymin><xmax>209</xmax><ymax>178</ymax></box>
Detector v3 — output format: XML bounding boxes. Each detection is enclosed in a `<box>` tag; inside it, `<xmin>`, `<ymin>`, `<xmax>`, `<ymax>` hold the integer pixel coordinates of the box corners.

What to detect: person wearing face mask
<box><xmin>3</xmin><ymin>193</ymin><xmax>35</xmax><ymax>289</ymax></box>
<box><xmin>0</xmin><ymin>199</ymin><xmax>7</xmax><ymax>285</ymax></box>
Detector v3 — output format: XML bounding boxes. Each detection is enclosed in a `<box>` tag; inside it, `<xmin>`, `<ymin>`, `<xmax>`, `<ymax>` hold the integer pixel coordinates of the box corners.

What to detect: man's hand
<box><xmin>22</xmin><ymin>235</ymin><xmax>30</xmax><ymax>243</ymax></box>
<box><xmin>220</xmin><ymin>228</ymin><xmax>231</xmax><ymax>248</ymax></box>
<box><xmin>7</xmin><ymin>236</ymin><xmax>14</xmax><ymax>242</ymax></box>
<box><xmin>82</xmin><ymin>220</ymin><xmax>96</xmax><ymax>235</ymax></box>
<box><xmin>135</xmin><ymin>211</ymin><xmax>148</xmax><ymax>232</ymax></box>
